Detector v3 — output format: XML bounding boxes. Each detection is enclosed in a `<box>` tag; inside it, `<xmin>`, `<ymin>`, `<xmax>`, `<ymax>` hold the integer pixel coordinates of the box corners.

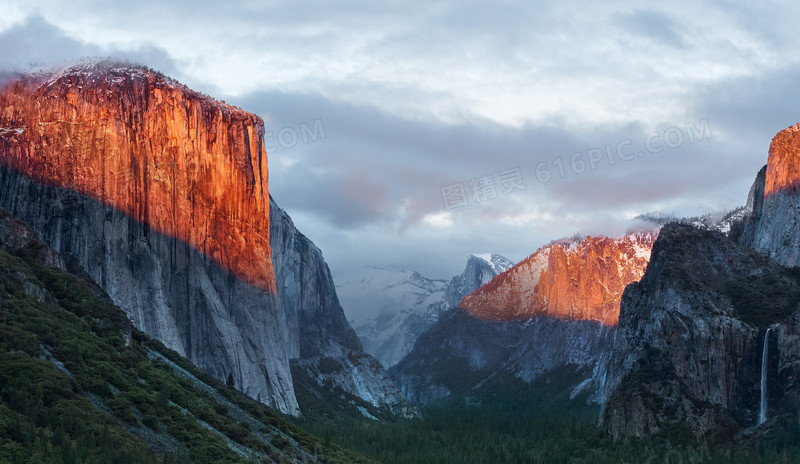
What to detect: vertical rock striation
<box><xmin>459</xmin><ymin>232</ymin><xmax>657</xmax><ymax>325</ymax></box>
<box><xmin>0</xmin><ymin>61</ymin><xmax>296</xmax><ymax>413</ymax></box>
<box><xmin>594</xmin><ymin>223</ymin><xmax>800</xmax><ymax>440</ymax></box>
<box><xmin>0</xmin><ymin>61</ymin><xmax>412</xmax><ymax>417</ymax></box>
<box><xmin>739</xmin><ymin>123</ymin><xmax>800</xmax><ymax>267</ymax></box>
<box><xmin>0</xmin><ymin>61</ymin><xmax>276</xmax><ymax>292</ymax></box>
<box><xmin>270</xmin><ymin>197</ymin><xmax>412</xmax><ymax>416</ymax></box>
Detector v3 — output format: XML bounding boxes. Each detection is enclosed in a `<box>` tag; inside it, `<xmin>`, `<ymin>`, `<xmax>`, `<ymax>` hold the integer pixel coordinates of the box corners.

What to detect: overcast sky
<box><xmin>2</xmin><ymin>1</ymin><xmax>799</xmax><ymax>320</ymax></box>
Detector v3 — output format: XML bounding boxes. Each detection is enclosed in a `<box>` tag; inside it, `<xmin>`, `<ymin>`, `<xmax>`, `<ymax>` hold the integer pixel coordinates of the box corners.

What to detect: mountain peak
<box><xmin>765</xmin><ymin>123</ymin><xmax>800</xmax><ymax>197</ymax></box>
<box><xmin>468</xmin><ymin>253</ymin><xmax>515</xmax><ymax>275</ymax></box>
<box><xmin>459</xmin><ymin>231</ymin><xmax>657</xmax><ymax>325</ymax></box>
<box><xmin>0</xmin><ymin>65</ymin><xmax>275</xmax><ymax>292</ymax></box>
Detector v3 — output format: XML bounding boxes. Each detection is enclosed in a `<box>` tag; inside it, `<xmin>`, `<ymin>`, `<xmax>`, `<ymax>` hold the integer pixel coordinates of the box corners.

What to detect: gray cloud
<box><xmin>227</xmin><ymin>87</ymin><xmax>762</xmax><ymax>291</ymax></box>
<box><xmin>236</xmin><ymin>89</ymin><xmax>749</xmax><ymax>226</ymax></box>
<box><xmin>690</xmin><ymin>63</ymin><xmax>800</xmax><ymax>143</ymax></box>
<box><xmin>615</xmin><ymin>10</ymin><xmax>686</xmax><ymax>48</ymax></box>
<box><xmin>2</xmin><ymin>3</ymin><xmax>799</xmax><ymax>318</ymax></box>
<box><xmin>0</xmin><ymin>15</ymin><xmax>177</xmax><ymax>75</ymax></box>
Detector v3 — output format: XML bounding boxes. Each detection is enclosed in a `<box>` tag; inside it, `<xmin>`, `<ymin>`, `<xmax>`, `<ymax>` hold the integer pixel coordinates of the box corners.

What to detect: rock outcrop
<box><xmin>594</xmin><ymin>223</ymin><xmax>800</xmax><ymax>440</ymax></box>
<box><xmin>270</xmin><ymin>197</ymin><xmax>412</xmax><ymax>416</ymax></box>
<box><xmin>0</xmin><ymin>61</ymin><xmax>409</xmax><ymax>417</ymax></box>
<box><xmin>0</xmin><ymin>151</ymin><xmax>299</xmax><ymax>413</ymax></box>
<box><xmin>444</xmin><ymin>254</ymin><xmax>514</xmax><ymax>307</ymax></box>
<box><xmin>739</xmin><ymin>124</ymin><xmax>800</xmax><ymax>267</ymax></box>
<box><xmin>0</xmin><ymin>61</ymin><xmax>275</xmax><ymax>292</ymax></box>
<box><xmin>0</xmin><ymin>62</ymin><xmax>295</xmax><ymax>413</ymax></box>
<box><xmin>350</xmin><ymin>254</ymin><xmax>513</xmax><ymax>368</ymax></box>
<box><xmin>460</xmin><ymin>232</ymin><xmax>657</xmax><ymax>325</ymax></box>
<box><xmin>391</xmin><ymin>308</ymin><xmax>611</xmax><ymax>406</ymax></box>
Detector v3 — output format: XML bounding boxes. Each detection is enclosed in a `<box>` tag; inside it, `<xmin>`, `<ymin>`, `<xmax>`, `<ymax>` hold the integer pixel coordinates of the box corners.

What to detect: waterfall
<box><xmin>759</xmin><ymin>328</ymin><xmax>771</xmax><ymax>425</ymax></box>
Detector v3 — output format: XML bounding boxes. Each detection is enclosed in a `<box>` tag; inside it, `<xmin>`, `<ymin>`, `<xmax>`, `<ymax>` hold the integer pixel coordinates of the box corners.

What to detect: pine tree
<box><xmin>226</xmin><ymin>373</ymin><xmax>235</xmax><ymax>389</ymax></box>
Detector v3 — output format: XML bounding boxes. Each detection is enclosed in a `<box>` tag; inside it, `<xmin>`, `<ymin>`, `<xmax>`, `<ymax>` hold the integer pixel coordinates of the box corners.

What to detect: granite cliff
<box><xmin>0</xmin><ymin>61</ymin><xmax>408</xmax><ymax>417</ymax></box>
<box><xmin>0</xmin><ymin>61</ymin><xmax>275</xmax><ymax>292</ymax></box>
<box><xmin>739</xmin><ymin>124</ymin><xmax>800</xmax><ymax>266</ymax></box>
<box><xmin>460</xmin><ymin>232</ymin><xmax>656</xmax><ymax>325</ymax></box>
<box><xmin>594</xmin><ymin>223</ymin><xmax>800</xmax><ymax>440</ymax></box>
<box><xmin>391</xmin><ymin>233</ymin><xmax>654</xmax><ymax>406</ymax></box>
<box><xmin>595</xmin><ymin>123</ymin><xmax>800</xmax><ymax>440</ymax></box>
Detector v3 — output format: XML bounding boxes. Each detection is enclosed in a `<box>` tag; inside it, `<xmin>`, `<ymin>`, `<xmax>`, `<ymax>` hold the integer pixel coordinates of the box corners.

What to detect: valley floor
<box><xmin>294</xmin><ymin>365</ymin><xmax>800</xmax><ymax>464</ymax></box>
<box><xmin>298</xmin><ymin>405</ymin><xmax>800</xmax><ymax>464</ymax></box>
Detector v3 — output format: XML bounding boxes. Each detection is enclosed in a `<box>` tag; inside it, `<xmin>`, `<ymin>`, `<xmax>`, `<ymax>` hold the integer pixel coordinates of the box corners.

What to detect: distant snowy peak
<box><xmin>635</xmin><ymin>206</ymin><xmax>748</xmax><ymax>236</ymax></box>
<box><xmin>444</xmin><ymin>254</ymin><xmax>515</xmax><ymax>307</ymax></box>
<box><xmin>360</xmin><ymin>267</ymin><xmax>447</xmax><ymax>293</ymax></box>
<box><xmin>347</xmin><ymin>253</ymin><xmax>514</xmax><ymax>368</ymax></box>
<box><xmin>470</xmin><ymin>253</ymin><xmax>515</xmax><ymax>277</ymax></box>
<box><xmin>341</xmin><ymin>267</ymin><xmax>447</xmax><ymax>321</ymax></box>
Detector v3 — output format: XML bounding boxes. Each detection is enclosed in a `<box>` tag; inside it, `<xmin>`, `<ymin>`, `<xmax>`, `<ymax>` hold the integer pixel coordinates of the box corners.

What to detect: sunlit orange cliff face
<box><xmin>459</xmin><ymin>232</ymin><xmax>657</xmax><ymax>326</ymax></box>
<box><xmin>765</xmin><ymin>123</ymin><xmax>800</xmax><ymax>197</ymax></box>
<box><xmin>0</xmin><ymin>62</ymin><xmax>276</xmax><ymax>292</ymax></box>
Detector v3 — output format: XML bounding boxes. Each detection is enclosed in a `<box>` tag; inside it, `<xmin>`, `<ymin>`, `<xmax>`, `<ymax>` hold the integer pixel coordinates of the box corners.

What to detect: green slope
<box><xmin>0</xmin><ymin>209</ymin><xmax>370</xmax><ymax>464</ymax></box>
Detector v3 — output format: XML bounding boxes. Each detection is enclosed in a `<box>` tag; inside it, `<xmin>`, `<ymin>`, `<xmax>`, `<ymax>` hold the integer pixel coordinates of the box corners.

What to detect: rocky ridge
<box><xmin>350</xmin><ymin>254</ymin><xmax>513</xmax><ymax>368</ymax></box>
<box><xmin>270</xmin><ymin>197</ymin><xmax>412</xmax><ymax>417</ymax></box>
<box><xmin>594</xmin><ymin>223</ymin><xmax>800</xmax><ymax>439</ymax></box>
<box><xmin>594</xmin><ymin>123</ymin><xmax>800</xmax><ymax>440</ymax></box>
<box><xmin>739</xmin><ymin>123</ymin><xmax>800</xmax><ymax>267</ymax></box>
<box><xmin>0</xmin><ymin>61</ymin><xmax>408</xmax><ymax>417</ymax></box>
<box><xmin>391</xmin><ymin>308</ymin><xmax>611</xmax><ymax>406</ymax></box>
<box><xmin>459</xmin><ymin>232</ymin><xmax>657</xmax><ymax>325</ymax></box>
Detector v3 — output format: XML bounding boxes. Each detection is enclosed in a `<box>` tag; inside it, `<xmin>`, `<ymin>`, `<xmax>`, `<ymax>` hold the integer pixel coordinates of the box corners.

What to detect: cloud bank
<box><xmin>2</xmin><ymin>1</ymin><xmax>799</xmax><ymax>319</ymax></box>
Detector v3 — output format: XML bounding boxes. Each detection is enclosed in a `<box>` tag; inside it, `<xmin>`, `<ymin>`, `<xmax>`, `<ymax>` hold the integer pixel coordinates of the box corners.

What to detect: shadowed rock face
<box><xmin>459</xmin><ymin>232</ymin><xmax>657</xmax><ymax>325</ymax></box>
<box><xmin>0</xmin><ymin>164</ymin><xmax>298</xmax><ymax>414</ymax></box>
<box><xmin>352</xmin><ymin>254</ymin><xmax>514</xmax><ymax>369</ymax></box>
<box><xmin>740</xmin><ymin>124</ymin><xmax>800</xmax><ymax>267</ymax></box>
<box><xmin>594</xmin><ymin>223</ymin><xmax>800</xmax><ymax>441</ymax></box>
<box><xmin>270</xmin><ymin>196</ymin><xmax>361</xmax><ymax>360</ymax></box>
<box><xmin>391</xmin><ymin>308</ymin><xmax>611</xmax><ymax>406</ymax></box>
<box><xmin>270</xmin><ymin>197</ymin><xmax>413</xmax><ymax>417</ymax></box>
<box><xmin>0</xmin><ymin>61</ymin><xmax>411</xmax><ymax>417</ymax></box>
<box><xmin>0</xmin><ymin>61</ymin><xmax>275</xmax><ymax>292</ymax></box>
<box><xmin>591</xmin><ymin>123</ymin><xmax>800</xmax><ymax>441</ymax></box>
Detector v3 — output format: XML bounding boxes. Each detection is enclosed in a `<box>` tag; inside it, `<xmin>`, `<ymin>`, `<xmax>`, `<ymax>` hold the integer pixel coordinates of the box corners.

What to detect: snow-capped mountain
<box><xmin>341</xmin><ymin>254</ymin><xmax>514</xmax><ymax>368</ymax></box>
<box><xmin>392</xmin><ymin>231</ymin><xmax>657</xmax><ymax>406</ymax></box>
<box><xmin>635</xmin><ymin>206</ymin><xmax>749</xmax><ymax>236</ymax></box>
<box><xmin>460</xmin><ymin>232</ymin><xmax>657</xmax><ymax>325</ymax></box>
<box><xmin>444</xmin><ymin>254</ymin><xmax>515</xmax><ymax>307</ymax></box>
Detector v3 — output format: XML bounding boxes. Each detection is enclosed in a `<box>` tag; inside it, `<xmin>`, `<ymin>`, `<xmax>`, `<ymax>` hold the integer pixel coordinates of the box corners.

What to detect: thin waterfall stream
<box><xmin>759</xmin><ymin>328</ymin><xmax>771</xmax><ymax>425</ymax></box>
